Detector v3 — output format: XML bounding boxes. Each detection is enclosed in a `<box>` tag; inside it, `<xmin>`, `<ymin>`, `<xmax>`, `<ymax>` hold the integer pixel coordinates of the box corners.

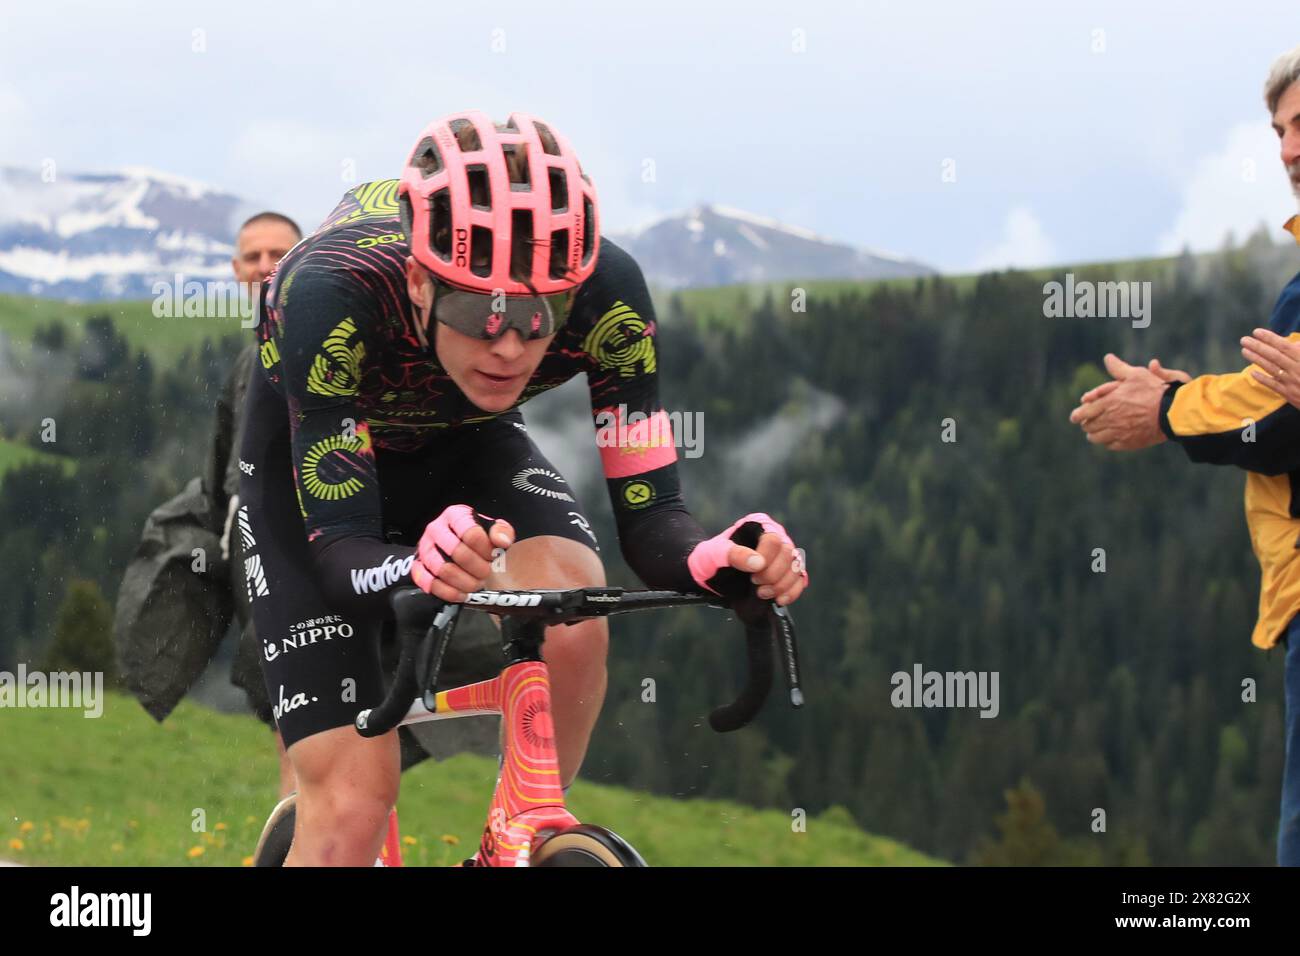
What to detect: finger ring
<box><xmin>790</xmin><ymin>549</ymin><xmax>805</xmax><ymax>574</ymax></box>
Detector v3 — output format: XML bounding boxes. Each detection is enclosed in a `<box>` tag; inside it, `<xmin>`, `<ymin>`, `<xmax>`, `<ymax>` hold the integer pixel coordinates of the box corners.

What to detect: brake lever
<box><xmin>770</xmin><ymin>602</ymin><xmax>803</xmax><ymax>709</ymax></box>
<box><xmin>418</xmin><ymin>601</ymin><xmax>462</xmax><ymax>710</ymax></box>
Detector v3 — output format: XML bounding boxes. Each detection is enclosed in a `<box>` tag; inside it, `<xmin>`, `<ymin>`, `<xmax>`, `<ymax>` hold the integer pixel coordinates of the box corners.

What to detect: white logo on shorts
<box><xmin>272</xmin><ymin>684</ymin><xmax>318</xmax><ymax>721</ymax></box>
<box><xmin>237</xmin><ymin>505</ymin><xmax>256</xmax><ymax>551</ymax></box>
<box><xmin>244</xmin><ymin>554</ymin><xmax>270</xmax><ymax>600</ymax></box>
<box><xmin>238</xmin><ymin>506</ymin><xmax>270</xmax><ymax>599</ymax></box>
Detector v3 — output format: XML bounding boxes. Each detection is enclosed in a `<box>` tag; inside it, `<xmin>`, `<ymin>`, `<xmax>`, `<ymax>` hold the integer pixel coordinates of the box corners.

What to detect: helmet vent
<box><xmin>533</xmin><ymin>121</ymin><xmax>561</xmax><ymax>156</ymax></box>
<box><xmin>430</xmin><ymin>189</ymin><xmax>452</xmax><ymax>261</ymax></box>
<box><xmin>503</xmin><ymin>144</ymin><xmax>531</xmax><ymax>189</ymax></box>
<box><xmin>510</xmin><ymin>210</ymin><xmax>535</xmax><ymax>283</ymax></box>
<box><xmin>466</xmin><ymin>164</ymin><xmax>491</xmax><ymax>209</ymax></box>
<box><xmin>549</xmin><ymin>229</ymin><xmax>569</xmax><ymax>280</ymax></box>
<box><xmin>470</xmin><ymin>226</ymin><xmax>493</xmax><ymax>278</ymax></box>
<box><xmin>411</xmin><ymin>137</ymin><xmax>443</xmax><ymax>178</ymax></box>
<box><xmin>582</xmin><ymin>198</ymin><xmax>595</xmax><ymax>264</ymax></box>
<box><xmin>548</xmin><ymin>168</ymin><xmax>568</xmax><ymax>212</ymax></box>
<box><xmin>398</xmin><ymin>193</ymin><xmax>414</xmax><ymax>238</ymax></box>
<box><xmin>449</xmin><ymin>118</ymin><xmax>482</xmax><ymax>152</ymax></box>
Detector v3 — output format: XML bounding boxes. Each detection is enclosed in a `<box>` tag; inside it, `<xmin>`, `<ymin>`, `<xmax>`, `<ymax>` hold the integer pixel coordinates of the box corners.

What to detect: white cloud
<box><xmin>571</xmin><ymin>137</ymin><xmax>670</xmax><ymax>236</ymax></box>
<box><xmin>221</xmin><ymin>109</ymin><xmax>674</xmax><ymax>237</ymax></box>
<box><xmin>1157</xmin><ymin>121</ymin><xmax>1296</xmax><ymax>254</ymax></box>
<box><xmin>226</xmin><ymin>120</ymin><xmax>380</xmax><ymax>230</ymax></box>
<box><xmin>967</xmin><ymin>206</ymin><xmax>1056</xmax><ymax>272</ymax></box>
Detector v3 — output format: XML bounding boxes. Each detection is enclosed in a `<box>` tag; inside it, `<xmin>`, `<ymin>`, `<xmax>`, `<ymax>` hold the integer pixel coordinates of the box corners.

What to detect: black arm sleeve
<box><xmin>308</xmin><ymin>534</ymin><xmax>417</xmax><ymax>619</ymax></box>
<box><xmin>577</xmin><ymin>241</ymin><xmax>710</xmax><ymax>592</ymax></box>
<box><xmin>275</xmin><ymin>265</ymin><xmax>416</xmax><ymax>614</ymax></box>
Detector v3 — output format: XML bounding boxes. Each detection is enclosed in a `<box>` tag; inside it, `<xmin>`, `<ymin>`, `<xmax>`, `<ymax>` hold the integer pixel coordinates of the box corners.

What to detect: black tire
<box><xmin>252</xmin><ymin>793</ymin><xmax>297</xmax><ymax>867</ymax></box>
<box><xmin>531</xmin><ymin>824</ymin><xmax>647</xmax><ymax>867</ymax></box>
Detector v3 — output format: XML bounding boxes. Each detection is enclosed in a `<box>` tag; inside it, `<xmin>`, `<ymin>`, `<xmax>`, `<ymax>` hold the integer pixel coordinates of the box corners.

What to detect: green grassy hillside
<box><xmin>0</xmin><ymin>691</ymin><xmax>939</xmax><ymax>867</ymax></box>
<box><xmin>669</xmin><ymin>254</ymin><xmax>1184</xmax><ymax>327</ymax></box>
<box><xmin>0</xmin><ymin>252</ymin><xmax>1184</xmax><ymax>357</ymax></box>
<box><xmin>0</xmin><ymin>292</ymin><xmax>245</xmax><ymax>365</ymax></box>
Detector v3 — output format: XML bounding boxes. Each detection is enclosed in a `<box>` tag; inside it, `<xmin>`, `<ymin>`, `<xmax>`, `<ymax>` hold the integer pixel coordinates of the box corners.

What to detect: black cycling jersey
<box><xmin>237</xmin><ymin>367</ymin><xmax>605</xmax><ymax>746</ymax></box>
<box><xmin>249</xmin><ymin>180</ymin><xmax>708</xmax><ymax>618</ymax></box>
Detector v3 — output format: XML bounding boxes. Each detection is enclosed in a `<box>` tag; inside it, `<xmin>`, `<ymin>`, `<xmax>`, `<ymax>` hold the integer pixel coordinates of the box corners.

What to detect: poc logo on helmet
<box><xmin>454</xmin><ymin>227</ymin><xmax>469</xmax><ymax>268</ymax></box>
<box><xmin>466</xmin><ymin>591</ymin><xmax>542</xmax><ymax>607</ymax></box>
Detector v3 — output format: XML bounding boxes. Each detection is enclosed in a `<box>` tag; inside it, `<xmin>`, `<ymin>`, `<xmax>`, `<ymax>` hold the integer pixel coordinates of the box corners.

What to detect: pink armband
<box><xmin>593</xmin><ymin>405</ymin><xmax>679</xmax><ymax>479</ymax></box>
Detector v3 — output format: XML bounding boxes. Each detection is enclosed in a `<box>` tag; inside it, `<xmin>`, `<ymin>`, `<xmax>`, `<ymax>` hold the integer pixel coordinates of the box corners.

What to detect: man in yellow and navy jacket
<box><xmin>1159</xmin><ymin>244</ymin><xmax>1300</xmax><ymax>654</ymax></box>
<box><xmin>1069</xmin><ymin>46</ymin><xmax>1300</xmax><ymax>865</ymax></box>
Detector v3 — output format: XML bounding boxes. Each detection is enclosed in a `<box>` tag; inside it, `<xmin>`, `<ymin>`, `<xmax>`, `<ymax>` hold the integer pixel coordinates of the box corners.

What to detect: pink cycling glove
<box><xmin>686</xmin><ymin>511</ymin><xmax>808</xmax><ymax>597</ymax></box>
<box><xmin>411</xmin><ymin>504</ymin><xmax>498</xmax><ymax>595</ymax></box>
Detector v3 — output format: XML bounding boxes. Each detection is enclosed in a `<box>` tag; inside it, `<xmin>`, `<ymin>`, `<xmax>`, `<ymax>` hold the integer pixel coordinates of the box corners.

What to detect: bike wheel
<box><xmin>252</xmin><ymin>792</ymin><xmax>297</xmax><ymax>867</ymax></box>
<box><xmin>531</xmin><ymin>824</ymin><xmax>647</xmax><ymax>867</ymax></box>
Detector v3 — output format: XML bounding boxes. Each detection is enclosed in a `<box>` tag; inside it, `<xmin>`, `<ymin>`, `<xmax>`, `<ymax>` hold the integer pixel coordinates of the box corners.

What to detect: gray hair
<box><xmin>1265</xmin><ymin>44</ymin><xmax>1300</xmax><ymax>114</ymax></box>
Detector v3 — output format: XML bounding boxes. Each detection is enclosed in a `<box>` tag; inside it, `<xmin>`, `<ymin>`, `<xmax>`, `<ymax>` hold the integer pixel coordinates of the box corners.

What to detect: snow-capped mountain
<box><xmin>606</xmin><ymin>203</ymin><xmax>934</xmax><ymax>289</ymax></box>
<box><xmin>0</xmin><ymin>167</ymin><xmax>933</xmax><ymax>300</ymax></box>
<box><xmin>0</xmin><ymin>166</ymin><xmax>246</xmax><ymax>300</ymax></box>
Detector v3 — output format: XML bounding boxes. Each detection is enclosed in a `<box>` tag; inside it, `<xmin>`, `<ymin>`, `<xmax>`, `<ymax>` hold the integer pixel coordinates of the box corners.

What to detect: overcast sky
<box><xmin>2</xmin><ymin>0</ymin><xmax>1297</xmax><ymax>273</ymax></box>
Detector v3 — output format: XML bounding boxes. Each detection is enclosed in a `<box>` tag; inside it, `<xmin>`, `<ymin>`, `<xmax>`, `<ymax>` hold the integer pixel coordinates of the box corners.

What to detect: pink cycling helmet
<box><xmin>397</xmin><ymin>110</ymin><xmax>599</xmax><ymax>295</ymax></box>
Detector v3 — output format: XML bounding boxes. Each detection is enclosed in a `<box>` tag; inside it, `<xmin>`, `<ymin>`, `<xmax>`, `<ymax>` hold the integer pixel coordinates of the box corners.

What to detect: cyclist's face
<box><xmin>405</xmin><ymin>258</ymin><xmax>563</xmax><ymax>412</ymax></box>
<box><xmin>434</xmin><ymin>321</ymin><xmax>554</xmax><ymax>412</ymax></box>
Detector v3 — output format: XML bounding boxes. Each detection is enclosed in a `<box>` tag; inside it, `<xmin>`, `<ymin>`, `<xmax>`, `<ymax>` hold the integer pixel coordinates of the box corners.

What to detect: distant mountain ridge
<box><xmin>607</xmin><ymin>203</ymin><xmax>935</xmax><ymax>288</ymax></box>
<box><xmin>0</xmin><ymin>167</ymin><xmax>933</xmax><ymax>301</ymax></box>
<box><xmin>0</xmin><ymin>166</ymin><xmax>246</xmax><ymax>301</ymax></box>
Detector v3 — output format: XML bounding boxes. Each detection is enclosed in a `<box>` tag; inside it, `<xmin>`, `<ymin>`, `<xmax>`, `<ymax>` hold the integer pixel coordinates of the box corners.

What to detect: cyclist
<box><xmin>237</xmin><ymin>111</ymin><xmax>809</xmax><ymax>866</ymax></box>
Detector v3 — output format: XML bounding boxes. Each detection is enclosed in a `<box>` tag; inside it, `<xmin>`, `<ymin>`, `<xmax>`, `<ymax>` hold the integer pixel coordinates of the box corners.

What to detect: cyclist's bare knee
<box><xmin>544</xmin><ymin>616</ymin><xmax>609</xmax><ymax>680</ymax></box>
<box><xmin>284</xmin><ymin>725</ymin><xmax>399</xmax><ymax>866</ymax></box>
<box><xmin>489</xmin><ymin>535</ymin><xmax>605</xmax><ymax>590</ymax></box>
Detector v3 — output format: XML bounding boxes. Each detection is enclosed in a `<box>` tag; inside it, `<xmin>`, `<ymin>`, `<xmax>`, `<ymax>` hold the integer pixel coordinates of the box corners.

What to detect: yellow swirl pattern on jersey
<box><xmin>301</xmin><ymin>428</ymin><xmax>372</xmax><ymax>500</ymax></box>
<box><xmin>319</xmin><ymin>179</ymin><xmax>401</xmax><ymax>230</ymax></box>
<box><xmin>307</xmin><ymin>317</ymin><xmax>366</xmax><ymax>397</ymax></box>
<box><xmin>583</xmin><ymin>301</ymin><xmax>656</xmax><ymax>378</ymax></box>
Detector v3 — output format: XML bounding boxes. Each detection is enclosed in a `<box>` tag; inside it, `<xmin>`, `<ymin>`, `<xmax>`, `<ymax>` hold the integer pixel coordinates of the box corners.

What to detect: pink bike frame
<box><xmin>395</xmin><ymin>657</ymin><xmax>578</xmax><ymax>866</ymax></box>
